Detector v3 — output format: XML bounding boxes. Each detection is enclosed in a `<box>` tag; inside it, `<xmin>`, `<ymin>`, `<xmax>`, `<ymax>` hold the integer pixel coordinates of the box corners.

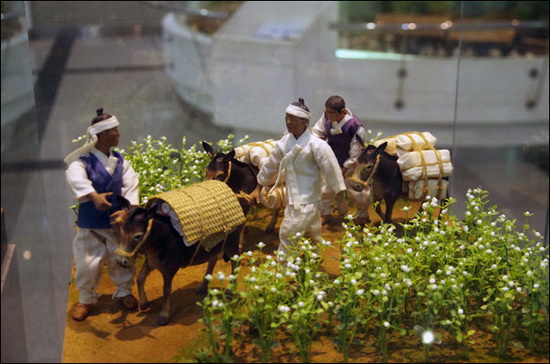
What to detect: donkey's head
<box><xmin>346</xmin><ymin>142</ymin><xmax>388</xmax><ymax>192</ymax></box>
<box><xmin>202</xmin><ymin>141</ymin><xmax>236</xmax><ymax>182</ymax></box>
<box><xmin>114</xmin><ymin>195</ymin><xmax>154</xmax><ymax>268</ymax></box>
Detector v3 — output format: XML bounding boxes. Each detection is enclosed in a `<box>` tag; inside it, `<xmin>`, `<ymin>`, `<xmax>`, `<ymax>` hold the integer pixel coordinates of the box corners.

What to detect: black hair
<box><xmin>291</xmin><ymin>97</ymin><xmax>310</xmax><ymax>112</ymax></box>
<box><xmin>91</xmin><ymin>108</ymin><xmax>113</xmax><ymax>125</ymax></box>
<box><xmin>325</xmin><ymin>95</ymin><xmax>345</xmax><ymax>112</ymax></box>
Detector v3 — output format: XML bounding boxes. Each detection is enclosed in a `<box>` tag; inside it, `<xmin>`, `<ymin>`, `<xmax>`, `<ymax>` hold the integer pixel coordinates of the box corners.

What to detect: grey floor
<box><xmin>1</xmin><ymin>26</ymin><xmax>549</xmax><ymax>363</ymax></box>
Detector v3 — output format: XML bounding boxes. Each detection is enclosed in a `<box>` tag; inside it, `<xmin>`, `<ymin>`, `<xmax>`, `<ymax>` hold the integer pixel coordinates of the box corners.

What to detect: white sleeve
<box><xmin>257</xmin><ymin>142</ymin><xmax>285</xmax><ymax>187</ymax></box>
<box><xmin>311</xmin><ymin>114</ymin><xmax>327</xmax><ymax>139</ymax></box>
<box><xmin>313</xmin><ymin>141</ymin><xmax>346</xmax><ymax>194</ymax></box>
<box><xmin>348</xmin><ymin>125</ymin><xmax>367</xmax><ymax>162</ymax></box>
<box><xmin>121</xmin><ymin>159</ymin><xmax>140</xmax><ymax>205</ymax></box>
<box><xmin>65</xmin><ymin>160</ymin><xmax>95</xmax><ymax>201</ymax></box>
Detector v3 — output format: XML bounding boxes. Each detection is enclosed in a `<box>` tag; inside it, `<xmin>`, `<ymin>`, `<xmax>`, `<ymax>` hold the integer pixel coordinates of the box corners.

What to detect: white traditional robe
<box><xmin>258</xmin><ymin>129</ymin><xmax>346</xmax><ymax>257</ymax></box>
<box><xmin>65</xmin><ymin>148</ymin><xmax>139</xmax><ymax>304</ymax></box>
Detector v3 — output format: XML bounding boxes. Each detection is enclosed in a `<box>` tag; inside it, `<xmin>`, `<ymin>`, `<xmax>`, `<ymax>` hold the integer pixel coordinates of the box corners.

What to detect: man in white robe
<box><xmin>255</xmin><ymin>99</ymin><xmax>347</xmax><ymax>259</ymax></box>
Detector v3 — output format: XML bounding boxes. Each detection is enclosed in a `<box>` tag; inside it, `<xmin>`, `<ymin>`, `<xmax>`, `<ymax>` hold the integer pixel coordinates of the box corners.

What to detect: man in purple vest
<box><xmin>65</xmin><ymin>108</ymin><xmax>139</xmax><ymax>321</ymax></box>
<box><xmin>312</xmin><ymin>95</ymin><xmax>371</xmax><ymax>225</ymax></box>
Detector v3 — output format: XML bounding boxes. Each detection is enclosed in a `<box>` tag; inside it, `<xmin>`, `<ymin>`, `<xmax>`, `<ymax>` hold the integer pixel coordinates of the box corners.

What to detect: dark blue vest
<box><xmin>77</xmin><ymin>151</ymin><xmax>124</xmax><ymax>229</ymax></box>
<box><xmin>324</xmin><ymin>114</ymin><xmax>362</xmax><ymax>167</ymax></box>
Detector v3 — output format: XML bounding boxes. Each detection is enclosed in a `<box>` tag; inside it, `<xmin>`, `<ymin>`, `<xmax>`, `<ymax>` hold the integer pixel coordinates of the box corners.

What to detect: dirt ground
<box><xmin>62</xmin><ymin>206</ymin><xmax>549</xmax><ymax>363</ymax></box>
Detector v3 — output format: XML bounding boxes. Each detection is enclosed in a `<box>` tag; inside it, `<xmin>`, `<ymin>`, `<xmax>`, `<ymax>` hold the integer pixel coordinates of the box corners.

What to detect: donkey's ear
<box><xmin>202</xmin><ymin>141</ymin><xmax>216</xmax><ymax>159</ymax></box>
<box><xmin>117</xmin><ymin>195</ymin><xmax>132</xmax><ymax>212</ymax></box>
<box><xmin>375</xmin><ymin>142</ymin><xmax>388</xmax><ymax>154</ymax></box>
<box><xmin>225</xmin><ymin>150</ymin><xmax>236</xmax><ymax>161</ymax></box>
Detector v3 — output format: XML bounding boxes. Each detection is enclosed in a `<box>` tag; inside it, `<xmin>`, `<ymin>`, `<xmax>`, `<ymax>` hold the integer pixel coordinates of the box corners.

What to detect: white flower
<box><xmin>458</xmin><ymin>308</ymin><xmax>464</xmax><ymax>315</ymax></box>
<box><xmin>279</xmin><ymin>305</ymin><xmax>290</xmax><ymax>313</ymax></box>
<box><xmin>501</xmin><ymin>287</ymin><xmax>509</xmax><ymax>292</ymax></box>
<box><xmin>351</xmin><ymin>279</ymin><xmax>357</xmax><ymax>285</ymax></box>
<box><xmin>298</xmin><ymin>301</ymin><xmax>304</xmax><ymax>307</ymax></box>
<box><xmin>373</xmin><ymin>289</ymin><xmax>380</xmax><ymax>296</ymax></box>
<box><xmin>356</xmin><ymin>289</ymin><xmax>365</xmax><ymax>295</ymax></box>
<box><xmin>401</xmin><ymin>265</ymin><xmax>411</xmax><ymax>272</ymax></box>
<box><xmin>422</xmin><ymin>331</ymin><xmax>435</xmax><ymax>344</ymax></box>
<box><xmin>383</xmin><ymin>321</ymin><xmax>390</xmax><ymax>328</ymax></box>
<box><xmin>491</xmin><ymin>264</ymin><xmax>497</xmax><ymax>269</ymax></box>
<box><xmin>205</xmin><ymin>274</ymin><xmax>213</xmax><ymax>281</ymax></box>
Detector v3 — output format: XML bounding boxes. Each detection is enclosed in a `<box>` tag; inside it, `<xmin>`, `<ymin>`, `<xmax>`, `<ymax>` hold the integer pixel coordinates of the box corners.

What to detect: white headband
<box><xmin>285</xmin><ymin>104</ymin><xmax>311</xmax><ymax>120</ymax></box>
<box><xmin>64</xmin><ymin>116</ymin><xmax>119</xmax><ymax>164</ymax></box>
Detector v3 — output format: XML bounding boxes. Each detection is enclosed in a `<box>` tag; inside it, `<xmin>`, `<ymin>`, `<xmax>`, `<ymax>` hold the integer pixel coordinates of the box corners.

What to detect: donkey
<box><xmin>202</xmin><ymin>141</ymin><xmax>281</xmax><ymax>233</ymax></box>
<box><xmin>114</xmin><ymin>180</ymin><xmax>254</xmax><ymax>325</ymax></box>
<box><xmin>348</xmin><ymin>141</ymin><xmax>449</xmax><ymax>224</ymax></box>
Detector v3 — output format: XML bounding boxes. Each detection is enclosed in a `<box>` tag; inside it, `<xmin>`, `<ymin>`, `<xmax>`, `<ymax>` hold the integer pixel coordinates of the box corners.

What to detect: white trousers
<box><xmin>278</xmin><ymin>203</ymin><xmax>322</xmax><ymax>259</ymax></box>
<box><xmin>72</xmin><ymin>228</ymin><xmax>135</xmax><ymax>304</ymax></box>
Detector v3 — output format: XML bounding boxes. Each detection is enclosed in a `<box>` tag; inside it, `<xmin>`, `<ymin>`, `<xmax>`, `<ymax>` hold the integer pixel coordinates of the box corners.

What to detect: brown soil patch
<box><xmin>62</xmin><ymin>206</ymin><xmax>549</xmax><ymax>363</ymax></box>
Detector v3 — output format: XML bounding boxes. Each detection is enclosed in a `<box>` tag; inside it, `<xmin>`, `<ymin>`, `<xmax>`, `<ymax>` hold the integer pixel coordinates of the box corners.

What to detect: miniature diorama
<box><xmin>62</xmin><ymin>128</ymin><xmax>548</xmax><ymax>363</ymax></box>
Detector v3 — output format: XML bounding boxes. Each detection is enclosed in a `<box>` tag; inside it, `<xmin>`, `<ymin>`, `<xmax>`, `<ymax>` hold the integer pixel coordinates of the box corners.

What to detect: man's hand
<box><xmin>110</xmin><ymin>209</ymin><xmax>128</xmax><ymax>229</ymax></box>
<box><xmin>89</xmin><ymin>191</ymin><xmax>113</xmax><ymax>211</ymax></box>
<box><xmin>249</xmin><ymin>185</ymin><xmax>262</xmax><ymax>206</ymax></box>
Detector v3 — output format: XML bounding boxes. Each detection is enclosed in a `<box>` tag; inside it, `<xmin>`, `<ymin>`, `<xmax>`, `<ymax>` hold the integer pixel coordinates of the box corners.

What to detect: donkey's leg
<box><xmin>384</xmin><ymin>196</ymin><xmax>398</xmax><ymax>224</ymax></box>
<box><xmin>196</xmin><ymin>257</ymin><xmax>218</xmax><ymax>294</ymax></box>
<box><xmin>158</xmin><ymin>272</ymin><xmax>175</xmax><ymax>326</ymax></box>
<box><xmin>265</xmin><ymin>208</ymin><xmax>280</xmax><ymax>233</ymax></box>
<box><xmin>137</xmin><ymin>258</ymin><xmax>154</xmax><ymax>311</ymax></box>
<box><xmin>374</xmin><ymin>199</ymin><xmax>385</xmax><ymax>223</ymax></box>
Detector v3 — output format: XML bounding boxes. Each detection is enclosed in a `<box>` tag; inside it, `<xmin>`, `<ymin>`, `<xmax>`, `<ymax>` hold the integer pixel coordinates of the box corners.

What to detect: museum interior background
<box><xmin>1</xmin><ymin>1</ymin><xmax>548</xmax><ymax>362</ymax></box>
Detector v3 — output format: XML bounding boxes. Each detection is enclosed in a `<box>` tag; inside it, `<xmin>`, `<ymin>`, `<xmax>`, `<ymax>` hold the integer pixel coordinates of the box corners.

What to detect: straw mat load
<box><xmin>147</xmin><ymin>180</ymin><xmax>245</xmax><ymax>251</ymax></box>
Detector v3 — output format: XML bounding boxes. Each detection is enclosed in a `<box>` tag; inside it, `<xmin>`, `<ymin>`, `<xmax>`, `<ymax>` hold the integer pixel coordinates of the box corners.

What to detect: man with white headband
<box><xmin>65</xmin><ymin>108</ymin><xmax>139</xmax><ymax>321</ymax></box>
<box><xmin>312</xmin><ymin>95</ymin><xmax>370</xmax><ymax>225</ymax></box>
<box><xmin>255</xmin><ymin>98</ymin><xmax>346</xmax><ymax>261</ymax></box>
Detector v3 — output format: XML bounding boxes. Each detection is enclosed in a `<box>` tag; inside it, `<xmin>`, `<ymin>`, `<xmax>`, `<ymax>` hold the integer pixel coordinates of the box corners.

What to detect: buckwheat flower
<box><xmin>334</xmin><ymin>279</ymin><xmax>340</xmax><ymax>285</ymax></box>
<box><xmin>382</xmin><ymin>289</ymin><xmax>388</xmax><ymax>295</ymax></box>
<box><xmin>458</xmin><ymin>308</ymin><xmax>464</xmax><ymax>315</ymax></box>
<box><xmin>351</xmin><ymin>279</ymin><xmax>357</xmax><ymax>285</ymax></box>
<box><xmin>491</xmin><ymin>264</ymin><xmax>497</xmax><ymax>269</ymax></box>
<box><xmin>373</xmin><ymin>289</ymin><xmax>380</xmax><ymax>296</ymax></box>
<box><xmin>502</xmin><ymin>275</ymin><xmax>508</xmax><ymax>280</ymax></box>
<box><xmin>295</xmin><ymin>232</ymin><xmax>302</xmax><ymax>237</ymax></box>
<box><xmin>465</xmin><ymin>211</ymin><xmax>471</xmax><ymax>216</ymax></box>
<box><xmin>229</xmin><ymin>275</ymin><xmax>236</xmax><ymax>281</ymax></box>
<box><xmin>486</xmin><ymin>249</ymin><xmax>493</xmax><ymax>254</ymax></box>
<box><xmin>205</xmin><ymin>274</ymin><xmax>213</xmax><ymax>281</ymax></box>
<box><xmin>385</xmin><ymin>283</ymin><xmax>391</xmax><ymax>291</ymax></box>
<box><xmin>298</xmin><ymin>301</ymin><xmax>304</xmax><ymax>308</ymax></box>
<box><xmin>463</xmin><ymin>225</ymin><xmax>469</xmax><ymax>232</ymax></box>
<box><xmin>422</xmin><ymin>331</ymin><xmax>435</xmax><ymax>344</ymax></box>
<box><xmin>508</xmin><ymin>281</ymin><xmax>515</xmax><ymax>287</ymax></box>
<box><xmin>309</xmin><ymin>279</ymin><xmax>315</xmax><ymax>285</ymax></box>
<box><xmin>254</xmin><ymin>285</ymin><xmax>260</xmax><ymax>291</ymax></box>
<box><xmin>501</xmin><ymin>287</ymin><xmax>509</xmax><ymax>292</ymax></box>
<box><xmin>534</xmin><ymin>283</ymin><xmax>540</xmax><ymax>289</ymax></box>
<box><xmin>423</xmin><ymin>241</ymin><xmax>429</xmax><ymax>247</ymax></box>
<box><xmin>345</xmin><ymin>263</ymin><xmax>352</xmax><ymax>269</ymax></box>
<box><xmin>211</xmin><ymin>289</ymin><xmax>219</xmax><ymax>295</ymax></box>
<box><xmin>270</xmin><ymin>261</ymin><xmax>276</xmax><ymax>267</ymax></box>
<box><xmin>217</xmin><ymin>272</ymin><xmax>226</xmax><ymax>280</ymax></box>
<box><xmin>429</xmin><ymin>278</ymin><xmax>436</xmax><ymax>284</ymax></box>
<box><xmin>383</xmin><ymin>321</ymin><xmax>390</xmax><ymax>328</ymax></box>
<box><xmin>516</xmin><ymin>287</ymin><xmax>522</xmax><ymax>293</ymax></box>
<box><xmin>251</xmin><ymin>266</ymin><xmax>256</xmax><ymax>273</ymax></box>
<box><xmin>246</xmin><ymin>251</ymin><xmax>253</xmax><ymax>256</ymax></box>
<box><xmin>212</xmin><ymin>300</ymin><xmax>220</xmax><ymax>307</ymax></box>
<box><xmin>380</xmin><ymin>273</ymin><xmax>387</xmax><ymax>278</ymax></box>
<box><xmin>527</xmin><ymin>270</ymin><xmax>532</xmax><ymax>276</ymax></box>
<box><xmin>401</xmin><ymin>264</ymin><xmax>410</xmax><ymax>272</ymax></box>
<box><xmin>279</xmin><ymin>305</ymin><xmax>290</xmax><ymax>313</ymax></box>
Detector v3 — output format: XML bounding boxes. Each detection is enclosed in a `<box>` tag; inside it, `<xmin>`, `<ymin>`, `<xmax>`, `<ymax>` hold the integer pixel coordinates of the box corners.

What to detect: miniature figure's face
<box><xmin>98</xmin><ymin>126</ymin><xmax>120</xmax><ymax>147</ymax></box>
<box><xmin>285</xmin><ymin>113</ymin><xmax>307</xmax><ymax>138</ymax></box>
<box><xmin>325</xmin><ymin>107</ymin><xmax>346</xmax><ymax>123</ymax></box>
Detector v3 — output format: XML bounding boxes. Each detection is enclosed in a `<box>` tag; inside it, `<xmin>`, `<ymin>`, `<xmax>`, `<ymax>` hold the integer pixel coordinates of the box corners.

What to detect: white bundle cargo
<box><xmin>260</xmin><ymin>185</ymin><xmax>286</xmax><ymax>209</ymax></box>
<box><xmin>234</xmin><ymin>139</ymin><xmax>276</xmax><ymax>168</ymax></box>
<box><xmin>407</xmin><ymin>179</ymin><xmax>449</xmax><ymax>200</ymax></box>
<box><xmin>374</xmin><ymin>131</ymin><xmax>437</xmax><ymax>157</ymax></box>
<box><xmin>397</xmin><ymin>149</ymin><xmax>453</xmax><ymax>181</ymax></box>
